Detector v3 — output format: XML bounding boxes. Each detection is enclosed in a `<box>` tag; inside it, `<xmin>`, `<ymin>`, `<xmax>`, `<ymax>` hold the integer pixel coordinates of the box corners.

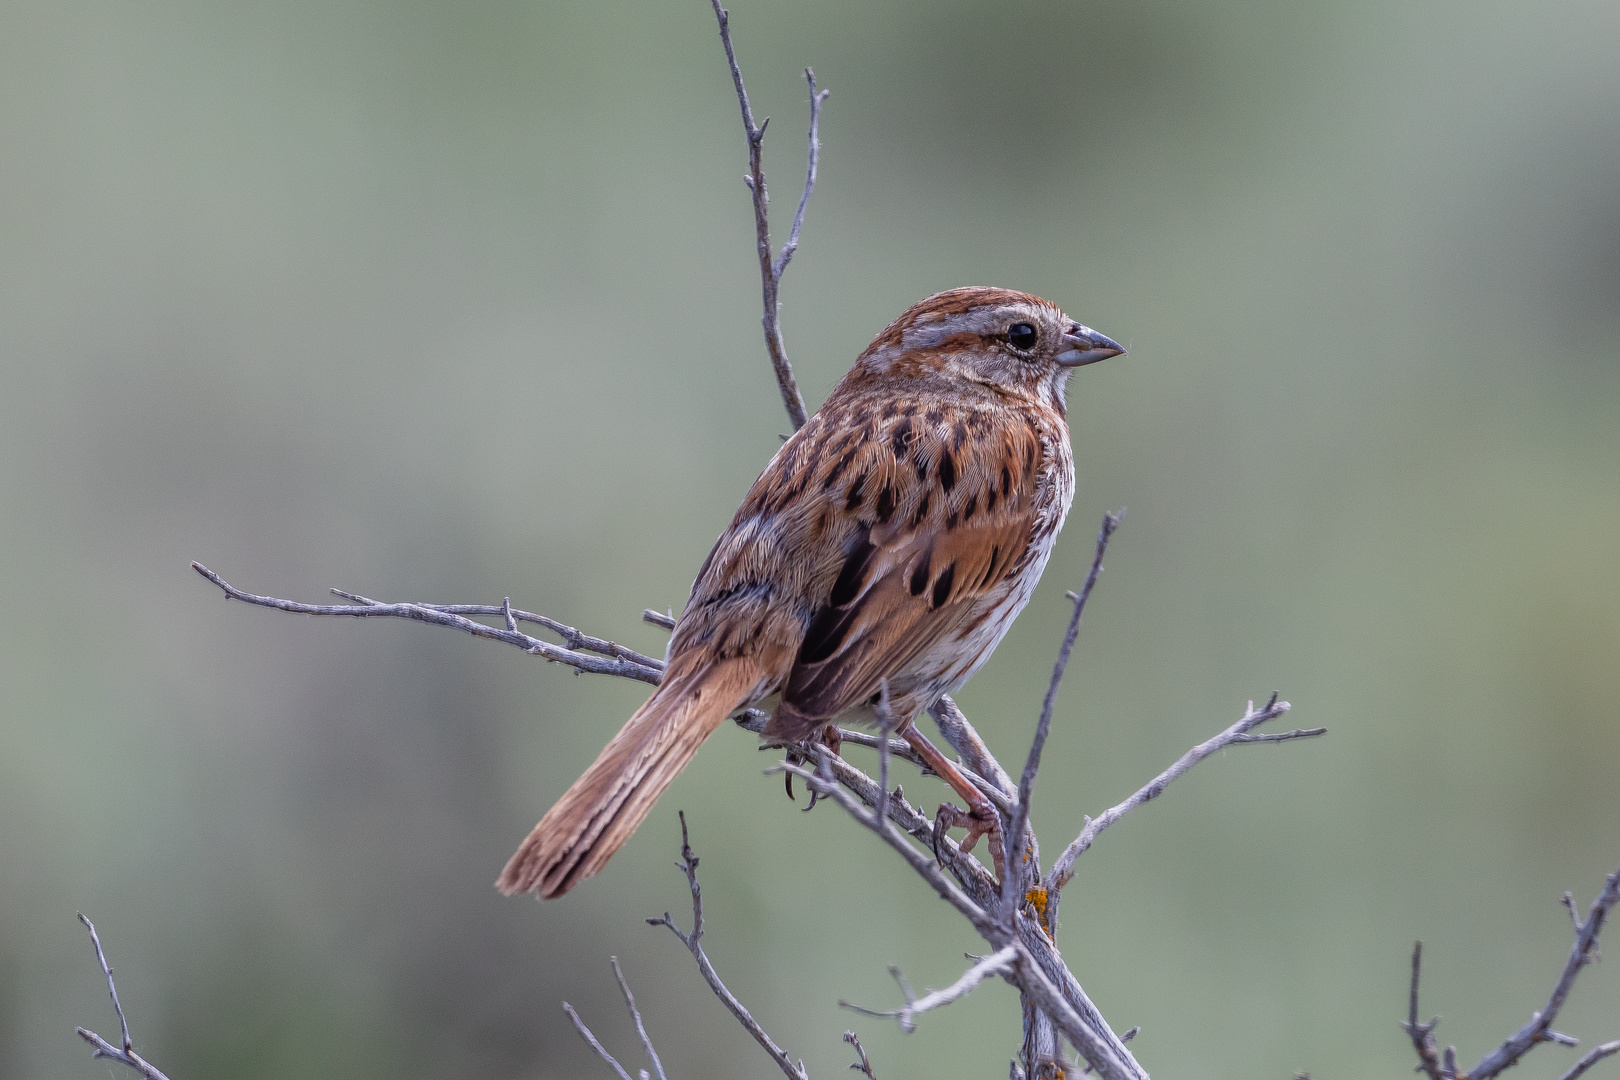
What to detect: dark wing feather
<box><xmin>667</xmin><ymin>385</ymin><xmax>1049</xmax><ymax>743</ymax></box>
<box><xmin>774</xmin><ymin>501</ymin><xmax>1032</xmax><ymax>730</ymax></box>
<box><xmin>762</xmin><ymin>397</ymin><xmax>1046</xmax><ymax>738</ymax></box>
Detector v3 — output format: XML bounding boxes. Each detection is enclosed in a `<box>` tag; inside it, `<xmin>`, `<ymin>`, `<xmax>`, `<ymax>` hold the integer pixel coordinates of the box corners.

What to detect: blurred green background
<box><xmin>3</xmin><ymin>0</ymin><xmax>1618</xmax><ymax>1077</ymax></box>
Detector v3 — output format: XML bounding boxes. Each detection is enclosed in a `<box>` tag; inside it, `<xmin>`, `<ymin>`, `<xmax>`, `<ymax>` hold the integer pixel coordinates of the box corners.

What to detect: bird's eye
<box><xmin>1007</xmin><ymin>322</ymin><xmax>1038</xmax><ymax>350</ymax></box>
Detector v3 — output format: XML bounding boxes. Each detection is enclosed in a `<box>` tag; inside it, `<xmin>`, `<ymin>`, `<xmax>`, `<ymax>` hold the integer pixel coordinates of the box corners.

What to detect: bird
<box><xmin>497</xmin><ymin>287</ymin><xmax>1123</xmax><ymax>899</ymax></box>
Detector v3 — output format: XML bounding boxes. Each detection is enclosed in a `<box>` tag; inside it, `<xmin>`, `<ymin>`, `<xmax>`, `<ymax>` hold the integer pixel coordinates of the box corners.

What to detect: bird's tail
<box><xmin>496</xmin><ymin>654</ymin><xmax>763</xmax><ymax>899</ymax></box>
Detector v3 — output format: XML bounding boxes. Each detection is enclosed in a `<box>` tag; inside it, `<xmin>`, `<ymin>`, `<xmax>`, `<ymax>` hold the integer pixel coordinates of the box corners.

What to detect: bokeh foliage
<box><xmin>2</xmin><ymin>1</ymin><xmax>1618</xmax><ymax>1077</ymax></box>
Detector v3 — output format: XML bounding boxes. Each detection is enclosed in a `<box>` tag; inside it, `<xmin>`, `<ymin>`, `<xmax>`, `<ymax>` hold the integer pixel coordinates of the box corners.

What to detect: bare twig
<box><xmin>834</xmin><ymin>729</ymin><xmax>929</xmax><ymax>770</ymax></box>
<box><xmin>1563</xmin><ymin>891</ymin><xmax>1583</xmax><ymax>930</ymax></box>
<box><xmin>646</xmin><ymin>813</ymin><xmax>810</xmax><ymax>1080</ymax></box>
<box><xmin>1558</xmin><ymin>1042</ymin><xmax>1620</xmax><ymax>1080</ymax></box>
<box><xmin>1044</xmin><ymin>694</ymin><xmax>1321</xmax><ymax>893</ymax></box>
<box><xmin>563</xmin><ymin>1002</ymin><xmax>637</xmax><ymax>1080</ymax></box>
<box><xmin>1225</xmin><ymin>728</ymin><xmax>1329</xmax><ymax>744</ymax></box>
<box><xmin>330</xmin><ymin>588</ymin><xmax>666</xmax><ymax>668</ymax></box>
<box><xmin>1404</xmin><ymin>942</ymin><xmax>1444</xmax><ymax>1080</ymax></box>
<box><xmin>1003</xmin><ymin>511</ymin><xmax>1120</xmax><ymax>919</ymax></box>
<box><xmin>74</xmin><ymin>915</ymin><xmax>173</xmax><ymax>1080</ymax></box>
<box><xmin>642</xmin><ymin>608</ymin><xmax>678</xmax><ymax>631</ymax></box>
<box><xmin>707</xmin><ymin>0</ymin><xmax>822</xmax><ymax>430</ymax></box>
<box><xmin>842</xmin><ymin>946</ymin><xmax>1018</xmax><ymax>1032</ymax></box>
<box><xmin>612</xmin><ymin>957</ymin><xmax>669</xmax><ymax>1080</ymax></box>
<box><xmin>844</xmin><ymin>1029</ymin><xmax>878</xmax><ymax>1078</ymax></box>
<box><xmin>776</xmin><ymin>68</ymin><xmax>829</xmax><ymax>282</ymax></box>
<box><xmin>1468</xmin><ymin>858</ymin><xmax>1620</xmax><ymax>1080</ymax></box>
<box><xmin>80</xmin><ymin>914</ymin><xmax>131</xmax><ymax>1054</ymax></box>
<box><xmin>192</xmin><ymin>563</ymin><xmax>664</xmax><ymax>683</ymax></box>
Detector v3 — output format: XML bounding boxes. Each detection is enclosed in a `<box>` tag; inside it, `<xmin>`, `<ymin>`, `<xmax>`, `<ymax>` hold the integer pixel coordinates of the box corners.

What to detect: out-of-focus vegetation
<box><xmin>2</xmin><ymin>1</ymin><xmax>1617</xmax><ymax>1077</ymax></box>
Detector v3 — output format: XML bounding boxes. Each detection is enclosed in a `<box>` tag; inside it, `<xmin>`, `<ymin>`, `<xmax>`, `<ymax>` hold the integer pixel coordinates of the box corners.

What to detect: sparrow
<box><xmin>498</xmin><ymin>287</ymin><xmax>1123</xmax><ymax>898</ymax></box>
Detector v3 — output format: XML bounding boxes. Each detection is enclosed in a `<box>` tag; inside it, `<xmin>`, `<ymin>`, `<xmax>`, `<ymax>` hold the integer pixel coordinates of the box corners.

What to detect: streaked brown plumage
<box><xmin>498</xmin><ymin>287</ymin><xmax>1123</xmax><ymax>898</ymax></box>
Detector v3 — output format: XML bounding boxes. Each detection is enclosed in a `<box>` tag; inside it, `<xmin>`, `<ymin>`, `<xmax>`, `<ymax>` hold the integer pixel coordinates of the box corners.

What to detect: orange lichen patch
<box><xmin>1024</xmin><ymin>884</ymin><xmax>1055</xmax><ymax>937</ymax></box>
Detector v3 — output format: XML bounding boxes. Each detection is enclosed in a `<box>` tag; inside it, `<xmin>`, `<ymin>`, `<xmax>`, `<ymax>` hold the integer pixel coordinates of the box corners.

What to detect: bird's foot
<box><xmin>933</xmin><ymin>801</ymin><xmax>1007</xmax><ymax>883</ymax></box>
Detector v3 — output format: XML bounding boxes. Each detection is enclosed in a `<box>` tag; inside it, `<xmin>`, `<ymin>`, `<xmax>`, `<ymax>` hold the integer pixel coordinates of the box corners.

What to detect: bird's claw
<box><xmin>782</xmin><ymin>724</ymin><xmax>843</xmax><ymax>809</ymax></box>
<box><xmin>933</xmin><ymin>802</ymin><xmax>1006</xmax><ymax>883</ymax></box>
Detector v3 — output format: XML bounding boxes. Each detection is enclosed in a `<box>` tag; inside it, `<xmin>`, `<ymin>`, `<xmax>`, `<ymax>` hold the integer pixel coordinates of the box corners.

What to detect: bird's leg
<box><xmin>898</xmin><ymin>719</ymin><xmax>1005</xmax><ymax>883</ymax></box>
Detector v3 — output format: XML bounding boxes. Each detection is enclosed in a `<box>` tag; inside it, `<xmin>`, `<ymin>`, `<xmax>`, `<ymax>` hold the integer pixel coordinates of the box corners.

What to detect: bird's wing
<box><xmin>706</xmin><ymin>393</ymin><xmax>1051</xmax><ymax>736</ymax></box>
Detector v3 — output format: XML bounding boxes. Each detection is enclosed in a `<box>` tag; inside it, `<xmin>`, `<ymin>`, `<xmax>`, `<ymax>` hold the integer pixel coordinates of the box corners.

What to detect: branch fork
<box><xmin>708</xmin><ymin>0</ymin><xmax>824</xmax><ymax>431</ymax></box>
<box><xmin>74</xmin><ymin>914</ymin><xmax>174</xmax><ymax>1080</ymax></box>
<box><xmin>842</xmin><ymin>946</ymin><xmax>1019</xmax><ymax>1033</ymax></box>
<box><xmin>1405</xmin><ymin>859</ymin><xmax>1620</xmax><ymax>1080</ymax></box>
<box><xmin>643</xmin><ymin>812</ymin><xmax>811</xmax><ymax>1080</ymax></box>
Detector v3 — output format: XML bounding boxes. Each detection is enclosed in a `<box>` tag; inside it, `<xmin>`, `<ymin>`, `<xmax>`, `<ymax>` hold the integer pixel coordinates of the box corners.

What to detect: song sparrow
<box><xmin>498</xmin><ymin>287</ymin><xmax>1123</xmax><ymax>898</ymax></box>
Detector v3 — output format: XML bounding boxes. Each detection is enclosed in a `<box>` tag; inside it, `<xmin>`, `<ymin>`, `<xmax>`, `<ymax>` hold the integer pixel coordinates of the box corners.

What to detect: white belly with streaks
<box><xmin>911</xmin><ymin>434</ymin><xmax>1074</xmax><ymax>703</ymax></box>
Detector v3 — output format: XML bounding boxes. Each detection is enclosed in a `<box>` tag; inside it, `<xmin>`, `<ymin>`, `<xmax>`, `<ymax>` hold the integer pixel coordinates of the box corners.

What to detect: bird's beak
<box><xmin>1056</xmin><ymin>324</ymin><xmax>1126</xmax><ymax>367</ymax></box>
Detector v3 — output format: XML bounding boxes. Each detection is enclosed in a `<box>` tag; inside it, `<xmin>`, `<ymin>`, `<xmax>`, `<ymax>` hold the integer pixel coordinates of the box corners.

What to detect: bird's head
<box><xmin>851</xmin><ymin>287</ymin><xmax>1124</xmax><ymax>413</ymax></box>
